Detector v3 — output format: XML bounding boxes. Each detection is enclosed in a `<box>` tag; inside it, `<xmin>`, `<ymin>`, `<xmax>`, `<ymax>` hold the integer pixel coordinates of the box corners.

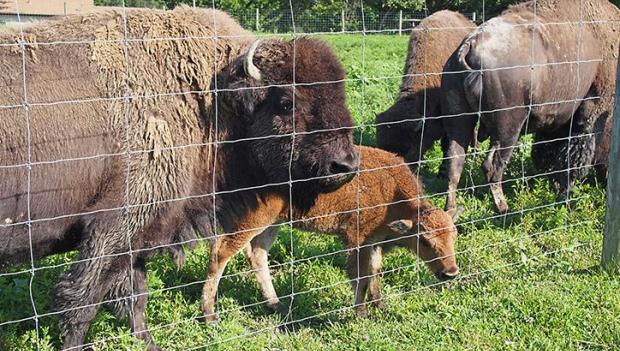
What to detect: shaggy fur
<box><xmin>0</xmin><ymin>6</ymin><xmax>358</xmax><ymax>350</ymax></box>
<box><xmin>532</xmin><ymin>106</ymin><xmax>612</xmax><ymax>190</ymax></box>
<box><xmin>201</xmin><ymin>146</ymin><xmax>460</xmax><ymax>319</ymax></box>
<box><xmin>440</xmin><ymin>0</ymin><xmax>619</xmax><ymax>213</ymax></box>
<box><xmin>376</xmin><ymin>11</ymin><xmax>475</xmax><ymax>171</ymax></box>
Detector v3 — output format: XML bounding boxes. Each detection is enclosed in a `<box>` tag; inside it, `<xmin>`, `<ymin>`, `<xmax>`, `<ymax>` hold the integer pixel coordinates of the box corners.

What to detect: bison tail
<box><xmin>457</xmin><ymin>38</ymin><xmax>483</xmax><ymax>112</ymax></box>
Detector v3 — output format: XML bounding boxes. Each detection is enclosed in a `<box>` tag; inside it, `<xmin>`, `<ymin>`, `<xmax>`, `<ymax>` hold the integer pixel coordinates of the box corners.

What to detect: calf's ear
<box><xmin>447</xmin><ymin>206</ymin><xmax>464</xmax><ymax>222</ymax></box>
<box><xmin>387</xmin><ymin>219</ymin><xmax>414</xmax><ymax>234</ymax></box>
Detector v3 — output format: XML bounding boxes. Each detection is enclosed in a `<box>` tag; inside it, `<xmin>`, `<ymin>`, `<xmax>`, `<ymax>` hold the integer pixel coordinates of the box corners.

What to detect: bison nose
<box><xmin>438</xmin><ymin>267</ymin><xmax>459</xmax><ymax>281</ymax></box>
<box><xmin>328</xmin><ymin>151</ymin><xmax>359</xmax><ymax>175</ymax></box>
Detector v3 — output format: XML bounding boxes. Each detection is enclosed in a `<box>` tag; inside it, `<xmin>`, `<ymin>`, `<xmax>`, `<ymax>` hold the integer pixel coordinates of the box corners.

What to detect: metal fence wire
<box><xmin>0</xmin><ymin>0</ymin><xmax>619</xmax><ymax>350</ymax></box>
<box><xmin>229</xmin><ymin>9</ymin><xmax>443</xmax><ymax>34</ymax></box>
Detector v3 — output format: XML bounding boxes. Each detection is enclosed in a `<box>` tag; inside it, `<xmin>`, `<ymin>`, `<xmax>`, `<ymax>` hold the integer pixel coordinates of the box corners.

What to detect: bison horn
<box><xmin>244</xmin><ymin>40</ymin><xmax>262</xmax><ymax>81</ymax></box>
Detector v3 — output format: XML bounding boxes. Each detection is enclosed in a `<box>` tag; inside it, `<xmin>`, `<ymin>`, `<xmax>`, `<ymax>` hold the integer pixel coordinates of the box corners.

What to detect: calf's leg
<box><xmin>244</xmin><ymin>225</ymin><xmax>288</xmax><ymax>315</ymax></box>
<box><xmin>201</xmin><ymin>195</ymin><xmax>285</xmax><ymax>322</ymax></box>
<box><xmin>347</xmin><ymin>246</ymin><xmax>372</xmax><ymax>317</ymax></box>
<box><xmin>366</xmin><ymin>245</ymin><xmax>385</xmax><ymax>310</ymax></box>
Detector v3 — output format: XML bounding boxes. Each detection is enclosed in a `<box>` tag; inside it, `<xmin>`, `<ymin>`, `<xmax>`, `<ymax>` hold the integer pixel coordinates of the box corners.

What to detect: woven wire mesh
<box><xmin>0</xmin><ymin>0</ymin><xmax>617</xmax><ymax>350</ymax></box>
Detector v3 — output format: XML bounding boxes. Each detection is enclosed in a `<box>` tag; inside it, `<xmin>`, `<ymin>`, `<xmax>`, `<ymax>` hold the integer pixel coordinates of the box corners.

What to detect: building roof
<box><xmin>0</xmin><ymin>0</ymin><xmax>94</xmax><ymax>16</ymax></box>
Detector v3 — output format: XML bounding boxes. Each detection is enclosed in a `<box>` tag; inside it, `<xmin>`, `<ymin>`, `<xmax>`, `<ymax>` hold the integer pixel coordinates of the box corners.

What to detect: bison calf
<box><xmin>202</xmin><ymin>146</ymin><xmax>461</xmax><ymax>319</ymax></box>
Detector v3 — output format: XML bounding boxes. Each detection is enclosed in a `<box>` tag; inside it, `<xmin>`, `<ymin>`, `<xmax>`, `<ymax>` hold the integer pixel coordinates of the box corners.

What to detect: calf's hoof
<box><xmin>372</xmin><ymin>299</ymin><xmax>386</xmax><ymax>310</ymax></box>
<box><xmin>197</xmin><ymin>312</ymin><xmax>219</xmax><ymax>324</ymax></box>
<box><xmin>496</xmin><ymin>201</ymin><xmax>509</xmax><ymax>215</ymax></box>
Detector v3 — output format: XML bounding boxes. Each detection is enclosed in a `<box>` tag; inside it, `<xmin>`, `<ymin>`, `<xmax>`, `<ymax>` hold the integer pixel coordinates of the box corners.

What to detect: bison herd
<box><xmin>0</xmin><ymin>0</ymin><xmax>618</xmax><ymax>350</ymax></box>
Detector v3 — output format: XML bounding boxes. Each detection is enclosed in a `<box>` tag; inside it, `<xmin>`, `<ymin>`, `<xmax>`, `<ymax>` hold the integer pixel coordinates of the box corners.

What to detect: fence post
<box><xmin>398</xmin><ymin>10</ymin><xmax>403</xmax><ymax>36</ymax></box>
<box><xmin>341</xmin><ymin>9</ymin><xmax>345</xmax><ymax>33</ymax></box>
<box><xmin>255</xmin><ymin>8</ymin><xmax>260</xmax><ymax>32</ymax></box>
<box><xmin>602</xmin><ymin>50</ymin><xmax>620</xmax><ymax>271</ymax></box>
<box><xmin>192</xmin><ymin>0</ymin><xmax>196</xmax><ymax>7</ymax></box>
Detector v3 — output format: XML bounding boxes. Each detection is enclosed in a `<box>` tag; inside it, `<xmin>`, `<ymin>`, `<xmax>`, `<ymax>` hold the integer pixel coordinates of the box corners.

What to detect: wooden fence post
<box><xmin>398</xmin><ymin>10</ymin><xmax>403</xmax><ymax>36</ymax></box>
<box><xmin>602</xmin><ymin>50</ymin><xmax>620</xmax><ymax>270</ymax></box>
<box><xmin>341</xmin><ymin>9</ymin><xmax>345</xmax><ymax>33</ymax></box>
<box><xmin>255</xmin><ymin>8</ymin><xmax>260</xmax><ymax>32</ymax></box>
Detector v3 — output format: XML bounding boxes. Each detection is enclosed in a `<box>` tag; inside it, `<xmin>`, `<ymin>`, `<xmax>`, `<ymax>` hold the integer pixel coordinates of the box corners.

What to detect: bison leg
<box><xmin>201</xmin><ymin>195</ymin><xmax>284</xmax><ymax>322</ymax></box>
<box><xmin>347</xmin><ymin>246</ymin><xmax>372</xmax><ymax>317</ymax></box>
<box><xmin>56</xmin><ymin>218</ymin><xmax>133</xmax><ymax>350</ymax></box>
<box><xmin>366</xmin><ymin>245</ymin><xmax>385</xmax><ymax>310</ymax></box>
<box><xmin>201</xmin><ymin>226</ymin><xmax>275</xmax><ymax>322</ymax></box>
<box><xmin>129</xmin><ymin>258</ymin><xmax>161</xmax><ymax>351</ymax></box>
<box><xmin>244</xmin><ymin>225</ymin><xmax>288</xmax><ymax>316</ymax></box>
<box><xmin>483</xmin><ymin>136</ymin><xmax>521</xmax><ymax>214</ymax></box>
<box><xmin>443</xmin><ymin>114</ymin><xmax>477</xmax><ymax>211</ymax></box>
<box><xmin>105</xmin><ymin>256</ymin><xmax>161</xmax><ymax>351</ymax></box>
<box><xmin>404</xmin><ymin>119</ymin><xmax>443</xmax><ymax>173</ymax></box>
<box><xmin>482</xmin><ymin>107</ymin><xmax>529</xmax><ymax>214</ymax></box>
<box><xmin>437</xmin><ymin>136</ymin><xmax>450</xmax><ymax>179</ymax></box>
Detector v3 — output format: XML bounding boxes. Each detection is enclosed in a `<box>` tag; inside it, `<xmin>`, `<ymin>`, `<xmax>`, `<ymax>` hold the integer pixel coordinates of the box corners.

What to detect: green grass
<box><xmin>1</xmin><ymin>34</ymin><xmax>618</xmax><ymax>350</ymax></box>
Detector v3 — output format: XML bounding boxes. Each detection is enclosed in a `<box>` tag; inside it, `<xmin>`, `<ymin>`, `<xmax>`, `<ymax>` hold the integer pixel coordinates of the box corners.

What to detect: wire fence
<box><xmin>0</xmin><ymin>0</ymin><xmax>618</xmax><ymax>350</ymax></box>
<box><xmin>228</xmin><ymin>9</ymin><xmax>477</xmax><ymax>34</ymax></box>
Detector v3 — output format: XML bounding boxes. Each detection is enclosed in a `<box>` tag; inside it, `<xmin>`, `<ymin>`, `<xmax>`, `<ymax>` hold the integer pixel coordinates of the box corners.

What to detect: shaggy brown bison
<box><xmin>201</xmin><ymin>146</ymin><xmax>460</xmax><ymax>320</ymax></box>
<box><xmin>0</xmin><ymin>6</ymin><xmax>358</xmax><ymax>350</ymax></box>
<box><xmin>441</xmin><ymin>0</ymin><xmax>619</xmax><ymax>213</ymax></box>
<box><xmin>376</xmin><ymin>10</ymin><xmax>475</xmax><ymax>173</ymax></box>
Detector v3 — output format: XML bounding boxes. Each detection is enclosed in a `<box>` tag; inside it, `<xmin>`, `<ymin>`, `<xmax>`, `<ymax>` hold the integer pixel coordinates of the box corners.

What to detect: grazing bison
<box><xmin>201</xmin><ymin>146</ymin><xmax>460</xmax><ymax>320</ymax></box>
<box><xmin>441</xmin><ymin>0</ymin><xmax>619</xmax><ymax>213</ymax></box>
<box><xmin>376</xmin><ymin>10</ymin><xmax>475</xmax><ymax>172</ymax></box>
<box><xmin>0</xmin><ymin>6</ymin><xmax>358</xmax><ymax>350</ymax></box>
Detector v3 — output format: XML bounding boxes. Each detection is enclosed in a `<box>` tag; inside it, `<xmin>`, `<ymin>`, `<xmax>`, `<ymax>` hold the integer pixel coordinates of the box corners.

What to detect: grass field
<box><xmin>1</xmin><ymin>34</ymin><xmax>618</xmax><ymax>350</ymax></box>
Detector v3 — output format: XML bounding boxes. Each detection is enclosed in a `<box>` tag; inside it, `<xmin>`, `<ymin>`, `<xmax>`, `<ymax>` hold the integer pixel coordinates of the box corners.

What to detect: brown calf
<box><xmin>201</xmin><ymin>146</ymin><xmax>461</xmax><ymax>319</ymax></box>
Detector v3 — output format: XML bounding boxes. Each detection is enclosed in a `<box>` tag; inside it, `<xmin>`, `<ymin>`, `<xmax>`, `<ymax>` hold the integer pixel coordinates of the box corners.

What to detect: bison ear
<box><xmin>388</xmin><ymin>219</ymin><xmax>414</xmax><ymax>234</ymax></box>
<box><xmin>242</xmin><ymin>39</ymin><xmax>293</xmax><ymax>84</ymax></box>
<box><xmin>413</xmin><ymin>119</ymin><xmax>424</xmax><ymax>132</ymax></box>
<box><xmin>446</xmin><ymin>206</ymin><xmax>464</xmax><ymax>222</ymax></box>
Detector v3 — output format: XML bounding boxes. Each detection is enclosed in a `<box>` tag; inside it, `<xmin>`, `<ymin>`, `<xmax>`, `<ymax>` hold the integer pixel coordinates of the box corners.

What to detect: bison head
<box><xmin>388</xmin><ymin>206</ymin><xmax>461</xmax><ymax>281</ymax></box>
<box><xmin>219</xmin><ymin>37</ymin><xmax>359</xmax><ymax>211</ymax></box>
<box><xmin>375</xmin><ymin>97</ymin><xmax>424</xmax><ymax>157</ymax></box>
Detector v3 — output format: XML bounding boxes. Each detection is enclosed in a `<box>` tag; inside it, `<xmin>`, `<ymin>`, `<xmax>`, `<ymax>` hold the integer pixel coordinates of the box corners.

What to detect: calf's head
<box><xmin>220</xmin><ymin>37</ymin><xmax>359</xmax><ymax>209</ymax></box>
<box><xmin>388</xmin><ymin>207</ymin><xmax>461</xmax><ymax>281</ymax></box>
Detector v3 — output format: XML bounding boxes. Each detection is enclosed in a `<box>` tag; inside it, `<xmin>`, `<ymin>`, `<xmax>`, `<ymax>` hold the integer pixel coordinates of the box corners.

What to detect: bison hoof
<box><xmin>147</xmin><ymin>344</ymin><xmax>163</xmax><ymax>351</ymax></box>
<box><xmin>355</xmin><ymin>305</ymin><xmax>368</xmax><ymax>318</ymax></box>
<box><xmin>372</xmin><ymin>299</ymin><xmax>386</xmax><ymax>310</ymax></box>
<box><xmin>268</xmin><ymin>302</ymin><xmax>290</xmax><ymax>317</ymax></box>
<box><xmin>437</xmin><ymin>165</ymin><xmax>448</xmax><ymax>179</ymax></box>
<box><xmin>496</xmin><ymin>202</ymin><xmax>510</xmax><ymax>215</ymax></box>
<box><xmin>198</xmin><ymin>312</ymin><xmax>219</xmax><ymax>324</ymax></box>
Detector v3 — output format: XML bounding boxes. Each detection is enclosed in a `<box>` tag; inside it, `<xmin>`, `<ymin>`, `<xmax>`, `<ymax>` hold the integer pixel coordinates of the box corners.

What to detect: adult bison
<box><xmin>441</xmin><ymin>0</ymin><xmax>619</xmax><ymax>213</ymax></box>
<box><xmin>0</xmin><ymin>6</ymin><xmax>358</xmax><ymax>350</ymax></box>
<box><xmin>375</xmin><ymin>10</ymin><xmax>475</xmax><ymax>172</ymax></box>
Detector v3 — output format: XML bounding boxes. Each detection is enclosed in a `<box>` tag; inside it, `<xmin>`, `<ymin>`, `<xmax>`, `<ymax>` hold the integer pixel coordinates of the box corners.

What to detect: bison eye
<box><xmin>279</xmin><ymin>98</ymin><xmax>293</xmax><ymax>113</ymax></box>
